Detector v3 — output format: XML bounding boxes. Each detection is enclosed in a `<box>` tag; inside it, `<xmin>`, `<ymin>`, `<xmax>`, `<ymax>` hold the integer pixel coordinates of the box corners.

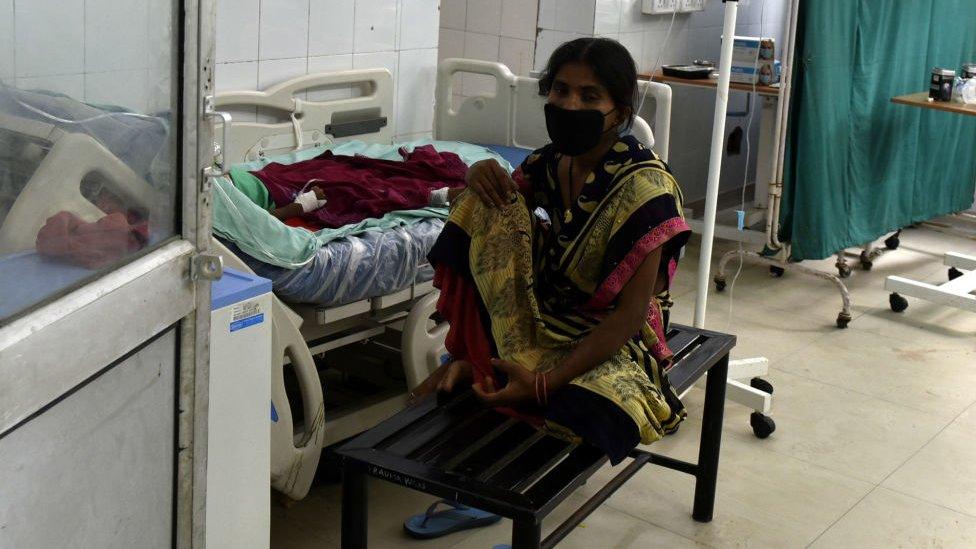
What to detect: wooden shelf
<box><xmin>639</xmin><ymin>71</ymin><xmax>781</xmax><ymax>97</ymax></box>
<box><xmin>891</xmin><ymin>92</ymin><xmax>976</xmax><ymax>117</ymax></box>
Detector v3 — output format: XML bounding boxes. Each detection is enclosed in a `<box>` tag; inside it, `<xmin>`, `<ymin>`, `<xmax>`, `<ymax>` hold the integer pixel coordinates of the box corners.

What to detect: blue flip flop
<box><xmin>403</xmin><ymin>500</ymin><xmax>501</xmax><ymax>539</ymax></box>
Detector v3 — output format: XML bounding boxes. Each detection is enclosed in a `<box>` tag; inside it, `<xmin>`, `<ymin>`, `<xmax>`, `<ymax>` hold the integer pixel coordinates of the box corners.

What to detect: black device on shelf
<box><xmin>662</xmin><ymin>64</ymin><xmax>714</xmax><ymax>79</ymax></box>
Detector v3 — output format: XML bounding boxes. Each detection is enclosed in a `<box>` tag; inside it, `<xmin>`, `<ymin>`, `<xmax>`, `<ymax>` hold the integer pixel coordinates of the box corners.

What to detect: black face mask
<box><xmin>544</xmin><ymin>103</ymin><xmax>616</xmax><ymax>156</ymax></box>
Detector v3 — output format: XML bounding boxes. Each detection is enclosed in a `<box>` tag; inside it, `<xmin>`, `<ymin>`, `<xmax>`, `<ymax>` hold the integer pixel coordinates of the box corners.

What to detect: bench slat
<box><xmin>485</xmin><ymin>436</ymin><xmax>576</xmax><ymax>491</ymax></box>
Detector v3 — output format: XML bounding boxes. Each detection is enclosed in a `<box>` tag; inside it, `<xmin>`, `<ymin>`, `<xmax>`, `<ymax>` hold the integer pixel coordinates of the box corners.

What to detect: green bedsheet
<box><xmin>212</xmin><ymin>139</ymin><xmax>512</xmax><ymax>268</ymax></box>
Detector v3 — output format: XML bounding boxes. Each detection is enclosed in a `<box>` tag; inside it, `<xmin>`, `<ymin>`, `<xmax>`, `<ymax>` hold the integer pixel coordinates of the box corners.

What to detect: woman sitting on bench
<box><xmin>415</xmin><ymin>37</ymin><xmax>691</xmax><ymax>471</ymax></box>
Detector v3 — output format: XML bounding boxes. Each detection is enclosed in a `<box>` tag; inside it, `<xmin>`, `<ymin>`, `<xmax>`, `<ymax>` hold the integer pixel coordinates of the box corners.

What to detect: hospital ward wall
<box><xmin>438</xmin><ymin>0</ymin><xmax>539</xmax><ymax>103</ymax></box>
<box><xmin>215</xmin><ymin>0</ymin><xmax>442</xmax><ymax>142</ymax></box>
<box><xmin>588</xmin><ymin>0</ymin><xmax>789</xmax><ymax>204</ymax></box>
<box><xmin>0</xmin><ymin>0</ymin><xmax>173</xmax><ymax>114</ymax></box>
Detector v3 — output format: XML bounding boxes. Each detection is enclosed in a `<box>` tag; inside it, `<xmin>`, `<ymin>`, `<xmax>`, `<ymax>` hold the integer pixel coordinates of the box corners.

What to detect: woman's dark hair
<box><xmin>538</xmin><ymin>37</ymin><xmax>638</xmax><ymax>130</ymax></box>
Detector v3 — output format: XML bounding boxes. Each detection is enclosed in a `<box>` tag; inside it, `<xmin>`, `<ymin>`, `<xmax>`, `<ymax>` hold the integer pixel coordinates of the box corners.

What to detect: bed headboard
<box><xmin>434</xmin><ymin>58</ymin><xmax>673</xmax><ymax>162</ymax></box>
<box><xmin>213</xmin><ymin>69</ymin><xmax>396</xmax><ymax>166</ymax></box>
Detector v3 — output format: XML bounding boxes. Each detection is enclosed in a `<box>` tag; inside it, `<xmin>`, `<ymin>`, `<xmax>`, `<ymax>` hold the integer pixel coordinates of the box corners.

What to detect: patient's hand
<box><xmin>466</xmin><ymin>159</ymin><xmax>518</xmax><ymax>208</ymax></box>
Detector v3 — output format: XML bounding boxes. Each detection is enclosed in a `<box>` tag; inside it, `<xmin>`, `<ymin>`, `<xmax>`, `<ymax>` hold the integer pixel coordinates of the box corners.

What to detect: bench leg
<box><xmin>512</xmin><ymin>518</ymin><xmax>542</xmax><ymax>549</ymax></box>
<box><xmin>693</xmin><ymin>355</ymin><xmax>728</xmax><ymax>522</ymax></box>
<box><xmin>342</xmin><ymin>463</ymin><xmax>368</xmax><ymax>548</ymax></box>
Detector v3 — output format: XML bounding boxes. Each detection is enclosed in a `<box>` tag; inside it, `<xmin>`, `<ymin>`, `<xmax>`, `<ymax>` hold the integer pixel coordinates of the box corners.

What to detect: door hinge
<box><xmin>191</xmin><ymin>253</ymin><xmax>224</xmax><ymax>281</ymax></box>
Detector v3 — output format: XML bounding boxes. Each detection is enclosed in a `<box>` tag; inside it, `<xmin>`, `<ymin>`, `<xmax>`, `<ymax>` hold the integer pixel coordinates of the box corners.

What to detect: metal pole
<box><xmin>694</xmin><ymin>0</ymin><xmax>740</xmax><ymax>329</ymax></box>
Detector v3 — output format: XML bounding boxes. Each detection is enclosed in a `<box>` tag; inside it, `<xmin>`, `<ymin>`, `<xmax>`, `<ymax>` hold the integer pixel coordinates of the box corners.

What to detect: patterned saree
<box><xmin>427</xmin><ymin>136</ymin><xmax>691</xmax><ymax>463</ymax></box>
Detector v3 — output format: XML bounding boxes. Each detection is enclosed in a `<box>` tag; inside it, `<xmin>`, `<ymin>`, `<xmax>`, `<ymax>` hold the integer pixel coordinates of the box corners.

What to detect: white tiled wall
<box><xmin>589</xmin><ymin>0</ymin><xmax>790</xmax><ymax>201</ymax></box>
<box><xmin>589</xmin><ymin>0</ymin><xmax>789</xmax><ymax>77</ymax></box>
<box><xmin>6</xmin><ymin>0</ymin><xmax>173</xmax><ymax>113</ymax></box>
<box><xmin>439</xmin><ymin>0</ymin><xmax>538</xmax><ymax>99</ymax></box>
<box><xmin>533</xmin><ymin>0</ymin><xmax>597</xmax><ymax>71</ymax></box>
<box><xmin>216</xmin><ymin>0</ymin><xmax>441</xmax><ymax>141</ymax></box>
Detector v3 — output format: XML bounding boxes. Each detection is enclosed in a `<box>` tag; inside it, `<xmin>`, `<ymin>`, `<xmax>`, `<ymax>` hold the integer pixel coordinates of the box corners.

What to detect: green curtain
<box><xmin>781</xmin><ymin>0</ymin><xmax>976</xmax><ymax>261</ymax></box>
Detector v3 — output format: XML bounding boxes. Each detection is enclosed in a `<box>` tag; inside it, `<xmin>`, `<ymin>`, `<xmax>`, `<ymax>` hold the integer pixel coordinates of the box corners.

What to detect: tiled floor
<box><xmin>271</xmin><ymin>225</ymin><xmax>976</xmax><ymax>548</ymax></box>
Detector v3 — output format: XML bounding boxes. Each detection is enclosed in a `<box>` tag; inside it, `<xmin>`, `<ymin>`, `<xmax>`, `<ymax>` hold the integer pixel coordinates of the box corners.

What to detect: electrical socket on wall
<box><xmin>680</xmin><ymin>0</ymin><xmax>707</xmax><ymax>12</ymax></box>
<box><xmin>642</xmin><ymin>0</ymin><xmax>678</xmax><ymax>15</ymax></box>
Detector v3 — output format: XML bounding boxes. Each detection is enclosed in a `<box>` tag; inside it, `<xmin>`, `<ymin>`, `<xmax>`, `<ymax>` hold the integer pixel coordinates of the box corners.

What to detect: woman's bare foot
<box><xmin>408</xmin><ymin>360</ymin><xmax>473</xmax><ymax>406</ymax></box>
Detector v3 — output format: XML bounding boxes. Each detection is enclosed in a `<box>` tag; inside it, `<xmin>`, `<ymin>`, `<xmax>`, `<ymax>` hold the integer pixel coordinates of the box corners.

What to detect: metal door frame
<box><xmin>0</xmin><ymin>0</ymin><xmax>217</xmax><ymax>546</ymax></box>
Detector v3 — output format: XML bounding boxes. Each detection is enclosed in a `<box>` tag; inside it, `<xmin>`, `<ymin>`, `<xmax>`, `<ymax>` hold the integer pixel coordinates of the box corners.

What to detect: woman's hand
<box><xmin>473</xmin><ymin>359</ymin><xmax>537</xmax><ymax>406</ymax></box>
<box><xmin>466</xmin><ymin>159</ymin><xmax>518</xmax><ymax>208</ymax></box>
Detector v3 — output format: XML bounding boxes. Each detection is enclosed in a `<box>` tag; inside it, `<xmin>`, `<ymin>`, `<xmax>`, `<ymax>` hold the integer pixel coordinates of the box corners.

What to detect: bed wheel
<box><xmin>889</xmin><ymin>293</ymin><xmax>909</xmax><ymax>313</ymax></box>
<box><xmin>837</xmin><ymin>264</ymin><xmax>852</xmax><ymax>279</ymax></box>
<box><xmin>750</xmin><ymin>377</ymin><xmax>774</xmax><ymax>395</ymax></box>
<box><xmin>859</xmin><ymin>252</ymin><xmax>873</xmax><ymax>271</ymax></box>
<box><xmin>884</xmin><ymin>235</ymin><xmax>900</xmax><ymax>250</ymax></box>
<box><xmin>769</xmin><ymin>266</ymin><xmax>785</xmax><ymax>278</ymax></box>
<box><xmin>949</xmin><ymin>267</ymin><xmax>964</xmax><ymax>281</ymax></box>
<box><xmin>750</xmin><ymin>413</ymin><xmax>776</xmax><ymax>439</ymax></box>
<box><xmin>714</xmin><ymin>276</ymin><xmax>727</xmax><ymax>292</ymax></box>
<box><xmin>836</xmin><ymin>312</ymin><xmax>852</xmax><ymax>329</ymax></box>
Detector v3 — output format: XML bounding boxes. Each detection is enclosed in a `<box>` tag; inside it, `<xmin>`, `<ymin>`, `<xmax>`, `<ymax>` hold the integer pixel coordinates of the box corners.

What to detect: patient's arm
<box><xmin>270</xmin><ymin>185</ymin><xmax>326</xmax><ymax>220</ymax></box>
<box><xmin>270</xmin><ymin>202</ymin><xmax>304</xmax><ymax>220</ymax></box>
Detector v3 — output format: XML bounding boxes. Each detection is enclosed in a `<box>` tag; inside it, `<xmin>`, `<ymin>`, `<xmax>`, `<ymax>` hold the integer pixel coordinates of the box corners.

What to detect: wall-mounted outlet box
<box><xmin>680</xmin><ymin>0</ymin><xmax>707</xmax><ymax>12</ymax></box>
<box><xmin>642</xmin><ymin>0</ymin><xmax>678</xmax><ymax>15</ymax></box>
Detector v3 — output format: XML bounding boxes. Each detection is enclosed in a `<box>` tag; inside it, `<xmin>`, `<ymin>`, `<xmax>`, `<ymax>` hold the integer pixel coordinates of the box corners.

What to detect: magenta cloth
<box><xmin>251</xmin><ymin>145</ymin><xmax>468</xmax><ymax>229</ymax></box>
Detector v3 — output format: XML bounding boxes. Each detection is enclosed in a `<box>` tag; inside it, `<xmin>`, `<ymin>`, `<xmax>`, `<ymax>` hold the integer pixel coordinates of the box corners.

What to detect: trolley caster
<box><xmin>714</xmin><ymin>276</ymin><xmax>727</xmax><ymax>292</ymax></box>
<box><xmin>769</xmin><ymin>266</ymin><xmax>785</xmax><ymax>278</ymax></box>
<box><xmin>750</xmin><ymin>377</ymin><xmax>774</xmax><ymax>394</ymax></box>
<box><xmin>750</xmin><ymin>412</ymin><xmax>776</xmax><ymax>439</ymax></box>
<box><xmin>837</xmin><ymin>264</ymin><xmax>852</xmax><ymax>278</ymax></box>
<box><xmin>949</xmin><ymin>267</ymin><xmax>964</xmax><ymax>281</ymax></box>
<box><xmin>889</xmin><ymin>293</ymin><xmax>909</xmax><ymax>313</ymax></box>
<box><xmin>836</xmin><ymin>312</ymin><xmax>852</xmax><ymax>329</ymax></box>
<box><xmin>859</xmin><ymin>252</ymin><xmax>873</xmax><ymax>271</ymax></box>
<box><xmin>884</xmin><ymin>235</ymin><xmax>900</xmax><ymax>250</ymax></box>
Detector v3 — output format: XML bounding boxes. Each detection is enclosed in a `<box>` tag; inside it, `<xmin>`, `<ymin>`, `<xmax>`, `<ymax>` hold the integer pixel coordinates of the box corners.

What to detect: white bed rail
<box><xmin>435</xmin><ymin>58</ymin><xmax>672</xmax><ymax>161</ymax></box>
<box><xmin>214</xmin><ymin>68</ymin><xmax>395</xmax><ymax>164</ymax></box>
<box><xmin>211</xmin><ymin>238</ymin><xmax>325</xmax><ymax>500</ymax></box>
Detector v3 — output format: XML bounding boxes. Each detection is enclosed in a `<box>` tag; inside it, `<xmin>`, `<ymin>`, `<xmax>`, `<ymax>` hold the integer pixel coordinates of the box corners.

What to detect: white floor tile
<box><xmin>883</xmin><ymin>421</ymin><xmax>976</xmax><ymax>517</ymax></box>
<box><xmin>577</xmin><ymin>419</ymin><xmax>874</xmax><ymax>548</ymax></box>
<box><xmin>724</xmin><ymin>369</ymin><xmax>949</xmax><ymax>484</ymax></box>
<box><xmin>811</xmin><ymin>488</ymin><xmax>976</xmax><ymax>549</ymax></box>
<box><xmin>774</xmin><ymin>328</ymin><xmax>976</xmax><ymax>421</ymax></box>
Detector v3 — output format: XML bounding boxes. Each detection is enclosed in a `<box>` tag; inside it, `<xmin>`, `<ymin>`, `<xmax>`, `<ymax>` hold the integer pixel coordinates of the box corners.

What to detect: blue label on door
<box><xmin>271</xmin><ymin>401</ymin><xmax>279</xmax><ymax>422</ymax></box>
<box><xmin>230</xmin><ymin>313</ymin><xmax>264</xmax><ymax>332</ymax></box>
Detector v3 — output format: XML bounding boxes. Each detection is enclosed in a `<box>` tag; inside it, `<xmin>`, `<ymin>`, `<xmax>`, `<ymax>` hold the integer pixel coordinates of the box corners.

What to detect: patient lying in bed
<box><xmin>230</xmin><ymin>145</ymin><xmax>468</xmax><ymax>231</ymax></box>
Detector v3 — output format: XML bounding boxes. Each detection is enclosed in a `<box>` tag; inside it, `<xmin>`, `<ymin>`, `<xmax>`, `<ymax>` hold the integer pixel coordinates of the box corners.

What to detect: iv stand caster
<box><xmin>836</xmin><ymin>311</ymin><xmax>852</xmax><ymax>329</ymax></box>
<box><xmin>750</xmin><ymin>412</ymin><xmax>776</xmax><ymax>439</ymax></box>
<box><xmin>714</xmin><ymin>275</ymin><xmax>727</xmax><ymax>292</ymax></box>
<box><xmin>748</xmin><ymin>378</ymin><xmax>776</xmax><ymax>439</ymax></box>
<box><xmin>889</xmin><ymin>293</ymin><xmax>909</xmax><ymax>313</ymax></box>
<box><xmin>884</xmin><ymin>230</ymin><xmax>902</xmax><ymax>250</ymax></box>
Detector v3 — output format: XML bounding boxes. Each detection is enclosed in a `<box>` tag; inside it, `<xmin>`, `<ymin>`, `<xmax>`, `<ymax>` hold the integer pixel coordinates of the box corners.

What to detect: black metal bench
<box><xmin>337</xmin><ymin>324</ymin><xmax>735</xmax><ymax>548</ymax></box>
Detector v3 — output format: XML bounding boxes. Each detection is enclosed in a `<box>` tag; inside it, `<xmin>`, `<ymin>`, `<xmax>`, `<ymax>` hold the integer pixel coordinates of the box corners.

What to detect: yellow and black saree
<box><xmin>428</xmin><ymin>136</ymin><xmax>691</xmax><ymax>463</ymax></box>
